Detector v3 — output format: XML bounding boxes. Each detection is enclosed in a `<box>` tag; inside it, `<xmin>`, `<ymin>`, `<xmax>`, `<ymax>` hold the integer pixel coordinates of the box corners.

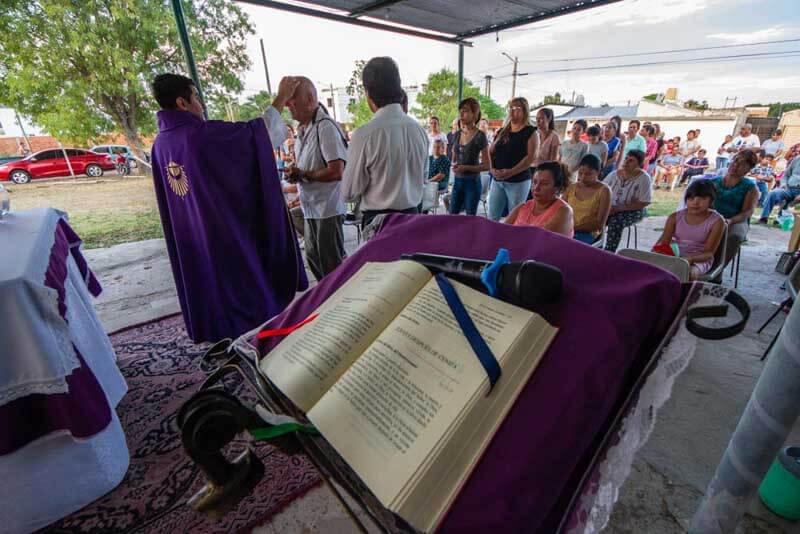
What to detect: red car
<box><xmin>0</xmin><ymin>148</ymin><xmax>116</xmax><ymax>184</ymax></box>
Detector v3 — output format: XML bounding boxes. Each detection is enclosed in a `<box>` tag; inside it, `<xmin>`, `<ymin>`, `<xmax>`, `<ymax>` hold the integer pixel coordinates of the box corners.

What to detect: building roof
<box><xmin>557</xmin><ymin>105</ymin><xmax>638</xmax><ymax>120</ymax></box>
<box><xmin>237</xmin><ymin>0</ymin><xmax>623</xmax><ymax>44</ymax></box>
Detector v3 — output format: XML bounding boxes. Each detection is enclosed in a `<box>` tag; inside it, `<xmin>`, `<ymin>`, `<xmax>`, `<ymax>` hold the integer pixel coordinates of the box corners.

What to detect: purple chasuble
<box><xmin>152</xmin><ymin>110</ymin><xmax>308</xmax><ymax>343</ymax></box>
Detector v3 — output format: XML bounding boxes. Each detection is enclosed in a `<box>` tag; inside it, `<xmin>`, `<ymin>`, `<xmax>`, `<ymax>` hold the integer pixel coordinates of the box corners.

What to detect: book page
<box><xmin>260</xmin><ymin>261</ymin><xmax>431</xmax><ymax>413</ymax></box>
<box><xmin>307</xmin><ymin>276</ymin><xmax>535</xmax><ymax>506</ymax></box>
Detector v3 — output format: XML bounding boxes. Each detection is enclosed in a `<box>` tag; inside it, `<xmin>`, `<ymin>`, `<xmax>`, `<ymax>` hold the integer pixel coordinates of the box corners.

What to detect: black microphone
<box><xmin>400</xmin><ymin>252</ymin><xmax>563</xmax><ymax>308</ymax></box>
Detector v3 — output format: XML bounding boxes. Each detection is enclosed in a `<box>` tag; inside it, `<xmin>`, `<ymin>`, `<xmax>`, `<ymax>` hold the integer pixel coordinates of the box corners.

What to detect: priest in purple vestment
<box><xmin>150</xmin><ymin>74</ymin><xmax>308</xmax><ymax>343</ymax></box>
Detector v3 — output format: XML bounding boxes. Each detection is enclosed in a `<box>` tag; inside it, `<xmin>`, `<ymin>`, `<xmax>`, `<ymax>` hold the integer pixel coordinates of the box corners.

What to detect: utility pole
<box><xmin>502</xmin><ymin>52</ymin><xmax>518</xmax><ymax>99</ymax></box>
<box><xmin>259</xmin><ymin>38</ymin><xmax>272</xmax><ymax>95</ymax></box>
<box><xmin>484</xmin><ymin>75</ymin><xmax>492</xmax><ymax>99</ymax></box>
<box><xmin>13</xmin><ymin>109</ymin><xmax>32</xmax><ymax>152</ymax></box>
<box><xmin>171</xmin><ymin>0</ymin><xmax>207</xmax><ymax>119</ymax></box>
<box><xmin>571</xmin><ymin>90</ymin><xmax>576</xmax><ymax>105</ymax></box>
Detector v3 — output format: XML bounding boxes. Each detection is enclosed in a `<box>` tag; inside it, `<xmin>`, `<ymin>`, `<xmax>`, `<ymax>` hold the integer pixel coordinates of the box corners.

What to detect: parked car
<box><xmin>0</xmin><ymin>148</ymin><xmax>116</xmax><ymax>184</ymax></box>
<box><xmin>90</xmin><ymin>144</ymin><xmax>150</xmax><ymax>163</ymax></box>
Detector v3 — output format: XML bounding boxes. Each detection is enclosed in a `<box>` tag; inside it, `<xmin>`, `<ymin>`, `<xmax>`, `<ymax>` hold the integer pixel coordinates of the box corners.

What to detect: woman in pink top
<box><xmin>654</xmin><ymin>179</ymin><xmax>725</xmax><ymax>279</ymax></box>
<box><xmin>533</xmin><ymin>108</ymin><xmax>560</xmax><ymax>167</ymax></box>
<box><xmin>506</xmin><ymin>161</ymin><xmax>574</xmax><ymax>237</ymax></box>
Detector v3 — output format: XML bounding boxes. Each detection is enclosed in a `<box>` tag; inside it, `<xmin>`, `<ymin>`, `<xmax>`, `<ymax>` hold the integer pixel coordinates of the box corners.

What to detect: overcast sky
<box><xmin>238</xmin><ymin>0</ymin><xmax>799</xmax><ymax>108</ymax></box>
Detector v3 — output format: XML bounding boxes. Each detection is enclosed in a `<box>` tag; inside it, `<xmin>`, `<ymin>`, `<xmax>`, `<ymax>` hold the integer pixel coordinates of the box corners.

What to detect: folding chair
<box><xmin>343</xmin><ymin>201</ymin><xmax>363</xmax><ymax>245</ymax></box>
<box><xmin>625</xmin><ymin>224</ymin><xmax>638</xmax><ymax>249</ymax></box>
<box><xmin>617</xmin><ymin>249</ymin><xmax>691</xmax><ymax>283</ymax></box>
<box><xmin>757</xmin><ymin>260</ymin><xmax>800</xmax><ymax>361</ymax></box>
<box><xmin>697</xmin><ymin>223</ymin><xmax>728</xmax><ymax>284</ymax></box>
<box><xmin>480</xmin><ymin>173</ymin><xmax>491</xmax><ymax>217</ymax></box>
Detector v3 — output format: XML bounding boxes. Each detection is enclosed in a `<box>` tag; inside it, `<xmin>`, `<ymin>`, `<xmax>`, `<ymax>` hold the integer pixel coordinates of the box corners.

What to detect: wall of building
<box><xmin>0</xmin><ymin>108</ymin><xmax>45</xmax><ymax>137</ymax></box>
<box><xmin>0</xmin><ymin>136</ymin><xmax>59</xmax><ymax>156</ymax></box>
<box><xmin>638</xmin><ymin>100</ymin><xmax>699</xmax><ymax>118</ymax></box>
<box><xmin>779</xmin><ymin>110</ymin><xmax>800</xmax><ymax>149</ymax></box>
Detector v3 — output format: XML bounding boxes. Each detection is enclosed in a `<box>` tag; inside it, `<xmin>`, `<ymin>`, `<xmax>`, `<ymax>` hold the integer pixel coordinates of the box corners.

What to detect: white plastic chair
<box><xmin>617</xmin><ymin>248</ymin><xmax>691</xmax><ymax>283</ymax></box>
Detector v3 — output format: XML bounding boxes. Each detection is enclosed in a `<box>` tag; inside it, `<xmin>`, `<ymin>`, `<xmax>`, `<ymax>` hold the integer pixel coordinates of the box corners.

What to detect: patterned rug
<box><xmin>43</xmin><ymin>315</ymin><xmax>322</xmax><ymax>533</ymax></box>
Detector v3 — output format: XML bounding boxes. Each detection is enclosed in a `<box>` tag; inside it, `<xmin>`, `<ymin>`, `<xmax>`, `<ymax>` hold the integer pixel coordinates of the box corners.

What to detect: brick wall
<box><xmin>0</xmin><ymin>136</ymin><xmax>60</xmax><ymax>156</ymax></box>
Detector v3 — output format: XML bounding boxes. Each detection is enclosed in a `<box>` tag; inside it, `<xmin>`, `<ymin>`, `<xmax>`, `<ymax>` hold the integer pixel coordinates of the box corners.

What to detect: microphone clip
<box><xmin>479</xmin><ymin>248</ymin><xmax>511</xmax><ymax>298</ymax></box>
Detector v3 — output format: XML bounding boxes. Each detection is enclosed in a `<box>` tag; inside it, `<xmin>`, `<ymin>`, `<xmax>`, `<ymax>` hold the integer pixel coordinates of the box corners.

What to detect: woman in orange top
<box><xmin>506</xmin><ymin>161</ymin><xmax>574</xmax><ymax>237</ymax></box>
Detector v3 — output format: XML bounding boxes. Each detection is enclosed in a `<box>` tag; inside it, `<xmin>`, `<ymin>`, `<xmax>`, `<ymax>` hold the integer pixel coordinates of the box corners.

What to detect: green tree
<box><xmin>684</xmin><ymin>99</ymin><xmax>709</xmax><ymax>111</ymax></box>
<box><xmin>542</xmin><ymin>92</ymin><xmax>563</xmax><ymax>105</ymax></box>
<box><xmin>411</xmin><ymin>68</ymin><xmax>503</xmax><ymax>127</ymax></box>
<box><xmin>643</xmin><ymin>93</ymin><xmax>659</xmax><ymax>102</ymax></box>
<box><xmin>232</xmin><ymin>91</ymin><xmax>292</xmax><ymax>123</ymax></box>
<box><xmin>347</xmin><ymin>59</ymin><xmax>367</xmax><ymax>99</ymax></box>
<box><xmin>0</xmin><ymin>0</ymin><xmax>254</xmax><ymax>160</ymax></box>
<box><xmin>748</xmin><ymin>102</ymin><xmax>800</xmax><ymax>117</ymax></box>
<box><xmin>348</xmin><ymin>97</ymin><xmax>373</xmax><ymax>129</ymax></box>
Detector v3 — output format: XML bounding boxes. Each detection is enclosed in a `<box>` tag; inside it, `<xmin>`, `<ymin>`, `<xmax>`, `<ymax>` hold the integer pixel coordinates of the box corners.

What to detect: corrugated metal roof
<box><xmin>238</xmin><ymin>0</ymin><xmax>623</xmax><ymax>44</ymax></box>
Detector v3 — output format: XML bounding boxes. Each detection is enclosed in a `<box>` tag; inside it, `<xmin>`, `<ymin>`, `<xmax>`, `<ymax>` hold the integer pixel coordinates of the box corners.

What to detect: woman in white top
<box><xmin>603</xmin><ymin>149</ymin><xmax>652</xmax><ymax>252</ymax></box>
<box><xmin>428</xmin><ymin>116</ymin><xmax>449</xmax><ymax>155</ymax></box>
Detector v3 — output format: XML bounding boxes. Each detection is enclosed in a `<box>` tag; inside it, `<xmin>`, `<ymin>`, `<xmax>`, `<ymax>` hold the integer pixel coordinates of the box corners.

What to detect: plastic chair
<box><xmin>625</xmin><ymin>224</ymin><xmax>638</xmax><ymax>249</ymax></box>
<box><xmin>421</xmin><ymin>182</ymin><xmax>439</xmax><ymax>213</ymax></box>
<box><xmin>697</xmin><ymin>223</ymin><xmax>728</xmax><ymax>284</ymax></box>
<box><xmin>758</xmin><ymin>260</ymin><xmax>800</xmax><ymax>360</ymax></box>
<box><xmin>343</xmin><ymin>201</ymin><xmax>363</xmax><ymax>244</ymax></box>
<box><xmin>617</xmin><ymin>249</ymin><xmax>691</xmax><ymax>283</ymax></box>
<box><xmin>480</xmin><ymin>173</ymin><xmax>491</xmax><ymax>216</ymax></box>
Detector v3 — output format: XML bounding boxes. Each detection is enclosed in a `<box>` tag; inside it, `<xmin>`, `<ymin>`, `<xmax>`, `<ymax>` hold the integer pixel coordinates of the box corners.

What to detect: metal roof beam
<box><xmin>348</xmin><ymin>0</ymin><xmax>406</xmax><ymax>18</ymax></box>
<box><xmin>236</xmin><ymin>0</ymin><xmax>472</xmax><ymax>46</ymax></box>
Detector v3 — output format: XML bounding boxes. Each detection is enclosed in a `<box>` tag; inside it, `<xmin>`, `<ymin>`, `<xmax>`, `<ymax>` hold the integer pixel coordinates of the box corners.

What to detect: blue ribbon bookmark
<box><xmin>434</xmin><ymin>273</ymin><xmax>501</xmax><ymax>393</ymax></box>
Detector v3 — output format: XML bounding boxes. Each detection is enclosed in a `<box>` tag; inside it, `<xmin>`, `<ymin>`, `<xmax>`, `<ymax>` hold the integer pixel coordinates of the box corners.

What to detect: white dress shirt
<box><xmin>342</xmin><ymin>103</ymin><xmax>429</xmax><ymax>211</ymax></box>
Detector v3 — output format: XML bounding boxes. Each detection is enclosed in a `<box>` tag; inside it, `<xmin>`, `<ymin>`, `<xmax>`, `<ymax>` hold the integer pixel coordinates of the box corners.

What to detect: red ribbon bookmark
<box><xmin>256</xmin><ymin>313</ymin><xmax>319</xmax><ymax>340</ymax></box>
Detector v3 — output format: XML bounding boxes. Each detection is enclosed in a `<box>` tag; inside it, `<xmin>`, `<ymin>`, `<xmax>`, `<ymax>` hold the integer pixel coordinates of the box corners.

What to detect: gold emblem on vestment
<box><xmin>166</xmin><ymin>161</ymin><xmax>190</xmax><ymax>197</ymax></box>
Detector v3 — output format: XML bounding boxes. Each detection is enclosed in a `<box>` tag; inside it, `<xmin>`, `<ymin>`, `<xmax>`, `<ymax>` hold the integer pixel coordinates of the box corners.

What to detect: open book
<box><xmin>260</xmin><ymin>261</ymin><xmax>557</xmax><ymax>532</ymax></box>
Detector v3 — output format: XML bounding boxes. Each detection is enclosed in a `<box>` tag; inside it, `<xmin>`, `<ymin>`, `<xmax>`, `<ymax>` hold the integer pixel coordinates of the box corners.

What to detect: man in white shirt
<box><xmin>728</xmin><ymin>123</ymin><xmax>761</xmax><ymax>155</ymax></box>
<box><xmin>283</xmin><ymin>77</ymin><xmax>349</xmax><ymax>281</ymax></box>
<box><xmin>342</xmin><ymin>57</ymin><xmax>429</xmax><ymax>227</ymax></box>
<box><xmin>428</xmin><ymin>116</ymin><xmax>448</xmax><ymax>155</ymax></box>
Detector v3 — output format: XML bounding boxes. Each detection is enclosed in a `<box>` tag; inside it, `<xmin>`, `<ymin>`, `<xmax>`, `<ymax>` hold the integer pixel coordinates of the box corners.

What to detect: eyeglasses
<box><xmin>508</xmin><ymin>106</ymin><xmax>523</xmax><ymax>112</ymax></box>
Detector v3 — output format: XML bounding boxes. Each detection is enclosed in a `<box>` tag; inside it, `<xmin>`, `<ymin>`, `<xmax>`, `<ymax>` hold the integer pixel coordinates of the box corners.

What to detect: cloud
<box><xmin>707</xmin><ymin>25</ymin><xmax>788</xmax><ymax>44</ymax></box>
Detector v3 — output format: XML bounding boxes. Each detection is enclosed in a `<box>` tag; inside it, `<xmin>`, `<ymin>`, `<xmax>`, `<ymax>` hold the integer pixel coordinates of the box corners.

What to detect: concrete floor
<box><xmin>83</xmin><ymin>216</ymin><xmax>800</xmax><ymax>533</ymax></box>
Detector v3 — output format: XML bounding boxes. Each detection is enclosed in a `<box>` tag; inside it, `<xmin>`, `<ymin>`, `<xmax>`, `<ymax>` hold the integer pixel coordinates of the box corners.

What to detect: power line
<box><xmin>517</xmin><ymin>37</ymin><xmax>800</xmax><ymax>64</ymax></box>
<box><xmin>492</xmin><ymin>50</ymin><xmax>800</xmax><ymax>77</ymax></box>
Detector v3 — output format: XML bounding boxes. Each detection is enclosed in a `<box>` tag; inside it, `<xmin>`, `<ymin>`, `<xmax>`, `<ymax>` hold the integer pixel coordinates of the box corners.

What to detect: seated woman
<box><xmin>654</xmin><ymin>180</ymin><xmax>725</xmax><ymax>280</ymax></box>
<box><xmin>564</xmin><ymin>154</ymin><xmax>611</xmax><ymax>244</ymax></box>
<box><xmin>603</xmin><ymin>149</ymin><xmax>652</xmax><ymax>252</ymax></box>
<box><xmin>505</xmin><ymin>161</ymin><xmax>574</xmax><ymax>238</ymax></box>
<box><xmin>711</xmin><ymin>149</ymin><xmax>759</xmax><ymax>265</ymax></box>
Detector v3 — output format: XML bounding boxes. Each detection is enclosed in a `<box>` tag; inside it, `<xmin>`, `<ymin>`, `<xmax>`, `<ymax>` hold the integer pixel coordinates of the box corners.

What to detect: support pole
<box><xmin>330</xmin><ymin>83</ymin><xmax>337</xmax><ymax>121</ymax></box>
<box><xmin>259</xmin><ymin>38</ymin><xmax>272</xmax><ymax>95</ymax></box>
<box><xmin>690</xmin><ymin>298</ymin><xmax>800</xmax><ymax>533</ymax></box>
<box><xmin>13</xmin><ymin>110</ymin><xmax>32</xmax><ymax>152</ymax></box>
<box><xmin>457</xmin><ymin>44</ymin><xmax>464</xmax><ymax>107</ymax></box>
<box><xmin>511</xmin><ymin>56</ymin><xmax>518</xmax><ymax>99</ymax></box>
<box><xmin>484</xmin><ymin>75</ymin><xmax>492</xmax><ymax>99</ymax></box>
<box><xmin>171</xmin><ymin>0</ymin><xmax>207</xmax><ymax>119</ymax></box>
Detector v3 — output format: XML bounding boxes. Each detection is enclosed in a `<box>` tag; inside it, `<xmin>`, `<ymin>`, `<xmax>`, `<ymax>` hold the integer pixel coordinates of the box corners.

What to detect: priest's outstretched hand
<box><xmin>273</xmin><ymin>77</ymin><xmax>302</xmax><ymax>113</ymax></box>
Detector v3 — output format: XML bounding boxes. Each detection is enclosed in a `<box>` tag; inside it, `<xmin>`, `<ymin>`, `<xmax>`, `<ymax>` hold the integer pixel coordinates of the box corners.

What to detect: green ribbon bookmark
<box><xmin>249</xmin><ymin>423</ymin><xmax>320</xmax><ymax>441</ymax></box>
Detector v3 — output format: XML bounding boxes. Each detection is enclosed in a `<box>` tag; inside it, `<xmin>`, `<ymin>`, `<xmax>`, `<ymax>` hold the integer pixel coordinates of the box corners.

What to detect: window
<box><xmin>35</xmin><ymin>150</ymin><xmax>61</xmax><ymax>160</ymax></box>
<box><xmin>66</xmin><ymin>149</ymin><xmax>85</xmax><ymax>157</ymax></box>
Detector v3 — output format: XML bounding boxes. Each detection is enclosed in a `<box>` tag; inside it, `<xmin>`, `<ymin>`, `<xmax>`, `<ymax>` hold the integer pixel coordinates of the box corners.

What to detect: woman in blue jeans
<box><xmin>487</xmin><ymin>97</ymin><xmax>538</xmax><ymax>220</ymax></box>
<box><xmin>449</xmin><ymin>97</ymin><xmax>489</xmax><ymax>215</ymax></box>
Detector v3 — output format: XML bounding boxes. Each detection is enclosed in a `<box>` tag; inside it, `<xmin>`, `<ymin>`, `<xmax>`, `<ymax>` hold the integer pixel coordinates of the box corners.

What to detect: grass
<box><xmin>648</xmin><ymin>188</ymin><xmax>684</xmax><ymax>217</ymax></box>
<box><xmin>69</xmin><ymin>210</ymin><xmax>163</xmax><ymax>249</ymax></box>
<box><xmin>6</xmin><ymin>175</ymin><xmax>162</xmax><ymax>248</ymax></box>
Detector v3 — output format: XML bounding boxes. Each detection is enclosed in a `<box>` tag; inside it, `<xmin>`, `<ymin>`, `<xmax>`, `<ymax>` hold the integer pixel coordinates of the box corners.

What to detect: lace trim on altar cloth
<box><xmin>565</xmin><ymin>283</ymin><xmax>729</xmax><ymax>534</ymax></box>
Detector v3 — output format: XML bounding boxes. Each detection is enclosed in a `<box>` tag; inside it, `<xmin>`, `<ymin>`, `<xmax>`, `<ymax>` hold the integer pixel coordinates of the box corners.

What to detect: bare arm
<box><xmin>611</xmin><ymin>200</ymin><xmax>650</xmax><ymax>213</ymax></box>
<box><xmin>543</xmin><ymin>203</ymin><xmax>574</xmax><ymax>237</ymax></box>
<box><xmin>655</xmin><ymin>213</ymin><xmax>677</xmax><ymax>246</ymax></box>
<box><xmin>497</xmin><ymin>133</ymin><xmax>538</xmax><ymax>180</ymax></box>
<box><xmin>305</xmin><ymin>160</ymin><xmax>345</xmax><ymax>182</ymax></box>
<box><xmin>505</xmin><ymin>203</ymin><xmax>523</xmax><ymax>225</ymax></box>
<box><xmin>727</xmin><ymin>188</ymin><xmax>757</xmax><ymax>225</ymax></box>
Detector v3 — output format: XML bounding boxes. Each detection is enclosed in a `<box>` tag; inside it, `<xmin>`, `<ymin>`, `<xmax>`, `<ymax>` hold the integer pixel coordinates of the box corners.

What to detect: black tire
<box><xmin>86</xmin><ymin>164</ymin><xmax>103</xmax><ymax>177</ymax></box>
<box><xmin>9</xmin><ymin>170</ymin><xmax>31</xmax><ymax>184</ymax></box>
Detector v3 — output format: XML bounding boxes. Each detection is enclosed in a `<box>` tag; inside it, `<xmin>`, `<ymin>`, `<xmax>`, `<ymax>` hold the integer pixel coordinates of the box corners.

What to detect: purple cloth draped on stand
<box><xmin>152</xmin><ymin>110</ymin><xmax>308</xmax><ymax>343</ymax></box>
<box><xmin>256</xmin><ymin>214</ymin><xmax>682</xmax><ymax>532</ymax></box>
<box><xmin>0</xmin><ymin>220</ymin><xmax>110</xmax><ymax>455</ymax></box>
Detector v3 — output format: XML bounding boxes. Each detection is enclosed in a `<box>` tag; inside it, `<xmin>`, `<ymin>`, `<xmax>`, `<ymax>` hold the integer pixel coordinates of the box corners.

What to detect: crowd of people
<box><xmin>147</xmin><ymin>56</ymin><xmax>800</xmax><ymax>343</ymax></box>
<box><xmin>269</xmin><ymin>61</ymin><xmax>800</xmax><ymax>281</ymax></box>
